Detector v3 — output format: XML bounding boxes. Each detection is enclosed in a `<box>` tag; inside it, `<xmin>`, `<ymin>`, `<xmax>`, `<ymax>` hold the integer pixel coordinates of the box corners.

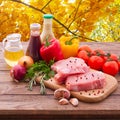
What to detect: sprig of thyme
<box><xmin>25</xmin><ymin>60</ymin><xmax>55</xmax><ymax>95</ymax></box>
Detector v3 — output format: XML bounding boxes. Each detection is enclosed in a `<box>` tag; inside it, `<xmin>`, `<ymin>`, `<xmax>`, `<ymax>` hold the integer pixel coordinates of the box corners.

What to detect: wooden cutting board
<box><xmin>38</xmin><ymin>71</ymin><xmax>118</xmax><ymax>103</ymax></box>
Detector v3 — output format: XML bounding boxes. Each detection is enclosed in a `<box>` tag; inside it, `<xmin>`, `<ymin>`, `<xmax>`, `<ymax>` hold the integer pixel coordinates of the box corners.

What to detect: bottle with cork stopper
<box><xmin>26</xmin><ymin>23</ymin><xmax>42</xmax><ymax>62</ymax></box>
<box><xmin>40</xmin><ymin>14</ymin><xmax>55</xmax><ymax>43</ymax></box>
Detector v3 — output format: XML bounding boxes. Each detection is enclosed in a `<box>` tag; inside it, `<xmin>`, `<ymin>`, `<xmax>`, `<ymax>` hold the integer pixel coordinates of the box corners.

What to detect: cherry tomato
<box><xmin>92</xmin><ymin>49</ymin><xmax>105</xmax><ymax>56</ymax></box>
<box><xmin>102</xmin><ymin>61</ymin><xmax>119</xmax><ymax>76</ymax></box>
<box><xmin>117</xmin><ymin>61</ymin><xmax>120</xmax><ymax>72</ymax></box>
<box><xmin>88</xmin><ymin>56</ymin><xmax>104</xmax><ymax>70</ymax></box>
<box><xmin>77</xmin><ymin>50</ymin><xmax>89</xmax><ymax>63</ymax></box>
<box><xmin>78</xmin><ymin>45</ymin><xmax>92</xmax><ymax>53</ymax></box>
<box><xmin>109</xmin><ymin>54</ymin><xmax>118</xmax><ymax>61</ymax></box>
<box><xmin>102</xmin><ymin>56</ymin><xmax>108</xmax><ymax>63</ymax></box>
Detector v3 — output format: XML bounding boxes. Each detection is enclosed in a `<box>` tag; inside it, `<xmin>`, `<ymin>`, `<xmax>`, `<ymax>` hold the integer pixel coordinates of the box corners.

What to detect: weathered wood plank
<box><xmin>0</xmin><ymin>95</ymin><xmax>120</xmax><ymax>115</ymax></box>
<box><xmin>0</xmin><ymin>42</ymin><xmax>120</xmax><ymax>119</ymax></box>
<box><xmin>0</xmin><ymin>72</ymin><xmax>54</xmax><ymax>95</ymax></box>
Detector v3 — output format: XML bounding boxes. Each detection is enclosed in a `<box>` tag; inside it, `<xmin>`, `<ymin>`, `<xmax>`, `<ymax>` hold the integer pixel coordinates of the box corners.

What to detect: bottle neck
<box><xmin>30</xmin><ymin>29</ymin><xmax>40</xmax><ymax>36</ymax></box>
<box><xmin>41</xmin><ymin>18</ymin><xmax>55</xmax><ymax>43</ymax></box>
<box><xmin>42</xmin><ymin>19</ymin><xmax>53</xmax><ymax>32</ymax></box>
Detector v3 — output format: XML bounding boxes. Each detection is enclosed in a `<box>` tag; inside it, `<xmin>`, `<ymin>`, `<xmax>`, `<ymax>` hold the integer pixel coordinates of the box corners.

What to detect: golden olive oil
<box><xmin>4</xmin><ymin>47</ymin><xmax>24</xmax><ymax>67</ymax></box>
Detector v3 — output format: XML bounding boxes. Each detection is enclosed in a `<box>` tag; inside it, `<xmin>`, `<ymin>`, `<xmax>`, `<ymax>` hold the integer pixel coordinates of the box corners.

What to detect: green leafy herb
<box><xmin>25</xmin><ymin>60</ymin><xmax>55</xmax><ymax>95</ymax></box>
<box><xmin>45</xmin><ymin>35</ymin><xmax>51</xmax><ymax>47</ymax></box>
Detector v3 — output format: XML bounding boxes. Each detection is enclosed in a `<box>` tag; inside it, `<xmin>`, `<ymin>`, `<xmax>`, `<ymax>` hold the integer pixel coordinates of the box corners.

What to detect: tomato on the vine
<box><xmin>78</xmin><ymin>45</ymin><xmax>92</xmax><ymax>53</ymax></box>
<box><xmin>88</xmin><ymin>55</ymin><xmax>104</xmax><ymax>70</ymax></box>
<box><xmin>77</xmin><ymin>50</ymin><xmax>90</xmax><ymax>63</ymax></box>
<box><xmin>102</xmin><ymin>53</ymin><xmax>118</xmax><ymax>63</ymax></box>
<box><xmin>117</xmin><ymin>60</ymin><xmax>120</xmax><ymax>72</ymax></box>
<box><xmin>108</xmin><ymin>53</ymin><xmax>118</xmax><ymax>61</ymax></box>
<box><xmin>92</xmin><ymin>49</ymin><xmax>105</xmax><ymax>56</ymax></box>
<box><xmin>102</xmin><ymin>61</ymin><xmax>119</xmax><ymax>76</ymax></box>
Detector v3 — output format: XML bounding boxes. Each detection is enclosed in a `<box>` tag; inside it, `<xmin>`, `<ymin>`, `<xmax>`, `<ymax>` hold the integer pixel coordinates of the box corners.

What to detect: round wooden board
<box><xmin>42</xmin><ymin>72</ymin><xmax>118</xmax><ymax>103</ymax></box>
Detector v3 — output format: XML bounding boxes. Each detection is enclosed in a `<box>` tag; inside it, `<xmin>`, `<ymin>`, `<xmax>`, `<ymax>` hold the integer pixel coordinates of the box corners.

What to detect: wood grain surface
<box><xmin>0</xmin><ymin>42</ymin><xmax>120</xmax><ymax>120</ymax></box>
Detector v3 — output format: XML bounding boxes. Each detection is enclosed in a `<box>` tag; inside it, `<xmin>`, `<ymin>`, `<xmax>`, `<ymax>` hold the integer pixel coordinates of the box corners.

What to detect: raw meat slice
<box><xmin>51</xmin><ymin>57</ymin><xmax>90</xmax><ymax>84</ymax></box>
<box><xmin>65</xmin><ymin>71</ymin><xmax>105</xmax><ymax>91</ymax></box>
<box><xmin>51</xmin><ymin>57</ymin><xmax>89</xmax><ymax>73</ymax></box>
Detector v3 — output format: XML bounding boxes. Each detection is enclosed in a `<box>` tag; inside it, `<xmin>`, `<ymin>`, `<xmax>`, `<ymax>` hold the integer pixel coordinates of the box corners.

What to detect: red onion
<box><xmin>10</xmin><ymin>64</ymin><xmax>26</xmax><ymax>82</ymax></box>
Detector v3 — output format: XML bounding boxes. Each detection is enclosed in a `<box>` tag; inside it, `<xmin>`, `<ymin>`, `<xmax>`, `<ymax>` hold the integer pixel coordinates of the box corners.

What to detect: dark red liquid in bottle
<box><xmin>26</xmin><ymin>23</ymin><xmax>42</xmax><ymax>62</ymax></box>
<box><xmin>26</xmin><ymin>34</ymin><xmax>42</xmax><ymax>62</ymax></box>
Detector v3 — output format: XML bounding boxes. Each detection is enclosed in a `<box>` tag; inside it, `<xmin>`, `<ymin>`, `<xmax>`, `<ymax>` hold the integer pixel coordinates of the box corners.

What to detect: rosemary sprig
<box><xmin>40</xmin><ymin>75</ymin><xmax>46</xmax><ymax>95</ymax></box>
<box><xmin>25</xmin><ymin>60</ymin><xmax>55</xmax><ymax>95</ymax></box>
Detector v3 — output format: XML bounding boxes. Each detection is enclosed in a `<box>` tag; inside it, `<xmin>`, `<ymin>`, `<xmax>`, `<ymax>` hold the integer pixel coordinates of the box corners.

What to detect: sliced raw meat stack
<box><xmin>65</xmin><ymin>71</ymin><xmax>105</xmax><ymax>91</ymax></box>
<box><xmin>51</xmin><ymin>57</ymin><xmax>90</xmax><ymax>84</ymax></box>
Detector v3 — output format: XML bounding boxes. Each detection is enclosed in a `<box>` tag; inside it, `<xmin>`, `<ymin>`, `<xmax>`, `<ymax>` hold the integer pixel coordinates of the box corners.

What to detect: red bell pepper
<box><xmin>40</xmin><ymin>38</ymin><xmax>64</xmax><ymax>63</ymax></box>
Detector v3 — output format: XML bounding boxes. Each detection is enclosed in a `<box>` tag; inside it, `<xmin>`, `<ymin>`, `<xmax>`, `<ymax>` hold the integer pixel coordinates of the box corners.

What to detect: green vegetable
<box><xmin>25</xmin><ymin>60</ymin><xmax>55</xmax><ymax>95</ymax></box>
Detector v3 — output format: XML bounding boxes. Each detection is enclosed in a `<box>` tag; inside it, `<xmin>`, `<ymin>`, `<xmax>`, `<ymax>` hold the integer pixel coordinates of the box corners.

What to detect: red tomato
<box><xmin>92</xmin><ymin>49</ymin><xmax>105</xmax><ymax>56</ymax></box>
<box><xmin>102</xmin><ymin>56</ymin><xmax>108</xmax><ymax>63</ymax></box>
<box><xmin>102</xmin><ymin>61</ymin><xmax>119</xmax><ymax>76</ymax></box>
<box><xmin>109</xmin><ymin>54</ymin><xmax>118</xmax><ymax>61</ymax></box>
<box><xmin>88</xmin><ymin>56</ymin><xmax>104</xmax><ymax>70</ymax></box>
<box><xmin>78</xmin><ymin>45</ymin><xmax>92</xmax><ymax>53</ymax></box>
<box><xmin>77</xmin><ymin>50</ymin><xmax>89</xmax><ymax>63</ymax></box>
<box><xmin>117</xmin><ymin>61</ymin><xmax>120</xmax><ymax>72</ymax></box>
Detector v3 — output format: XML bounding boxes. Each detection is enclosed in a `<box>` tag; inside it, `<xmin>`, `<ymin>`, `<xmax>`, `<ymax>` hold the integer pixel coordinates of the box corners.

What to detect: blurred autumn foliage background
<box><xmin>0</xmin><ymin>0</ymin><xmax>120</xmax><ymax>42</ymax></box>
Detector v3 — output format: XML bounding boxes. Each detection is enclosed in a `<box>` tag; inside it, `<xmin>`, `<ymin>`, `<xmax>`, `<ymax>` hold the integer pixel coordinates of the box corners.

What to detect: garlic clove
<box><xmin>69</xmin><ymin>98</ymin><xmax>79</xmax><ymax>107</ymax></box>
<box><xmin>54</xmin><ymin>88</ymin><xmax>70</xmax><ymax>100</ymax></box>
<box><xmin>58</xmin><ymin>98</ymin><xmax>69</xmax><ymax>105</ymax></box>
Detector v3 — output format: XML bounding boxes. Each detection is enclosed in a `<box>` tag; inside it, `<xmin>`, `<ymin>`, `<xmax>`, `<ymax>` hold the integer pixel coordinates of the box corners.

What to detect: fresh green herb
<box><xmin>45</xmin><ymin>35</ymin><xmax>51</xmax><ymax>47</ymax></box>
<box><xmin>25</xmin><ymin>60</ymin><xmax>55</xmax><ymax>95</ymax></box>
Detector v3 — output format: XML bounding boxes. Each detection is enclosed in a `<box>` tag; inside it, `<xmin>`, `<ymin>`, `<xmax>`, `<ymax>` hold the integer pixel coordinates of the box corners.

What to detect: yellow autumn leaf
<box><xmin>0</xmin><ymin>0</ymin><xmax>119</xmax><ymax>42</ymax></box>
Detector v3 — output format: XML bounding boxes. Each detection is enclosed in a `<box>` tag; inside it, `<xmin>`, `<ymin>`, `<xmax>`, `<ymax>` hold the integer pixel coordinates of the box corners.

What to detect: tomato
<box><xmin>102</xmin><ymin>56</ymin><xmax>108</xmax><ymax>63</ymax></box>
<box><xmin>78</xmin><ymin>45</ymin><xmax>92</xmax><ymax>53</ymax></box>
<box><xmin>92</xmin><ymin>49</ymin><xmax>105</xmax><ymax>56</ymax></box>
<box><xmin>77</xmin><ymin>50</ymin><xmax>89</xmax><ymax>63</ymax></box>
<box><xmin>105</xmin><ymin>53</ymin><xmax>118</xmax><ymax>61</ymax></box>
<box><xmin>117</xmin><ymin>61</ymin><xmax>120</xmax><ymax>72</ymax></box>
<box><xmin>102</xmin><ymin>61</ymin><xmax>119</xmax><ymax>76</ymax></box>
<box><xmin>109</xmin><ymin>54</ymin><xmax>118</xmax><ymax>61</ymax></box>
<box><xmin>88</xmin><ymin>56</ymin><xmax>104</xmax><ymax>70</ymax></box>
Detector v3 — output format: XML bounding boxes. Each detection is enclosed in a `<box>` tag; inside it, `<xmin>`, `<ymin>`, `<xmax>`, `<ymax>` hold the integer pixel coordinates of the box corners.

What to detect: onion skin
<box><xmin>10</xmin><ymin>64</ymin><xmax>26</xmax><ymax>82</ymax></box>
<box><xmin>18</xmin><ymin>56</ymin><xmax>34</xmax><ymax>69</ymax></box>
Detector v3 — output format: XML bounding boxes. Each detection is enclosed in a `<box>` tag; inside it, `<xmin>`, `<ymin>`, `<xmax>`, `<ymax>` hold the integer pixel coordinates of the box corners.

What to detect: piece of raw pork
<box><xmin>65</xmin><ymin>71</ymin><xmax>105</xmax><ymax>91</ymax></box>
<box><xmin>51</xmin><ymin>57</ymin><xmax>90</xmax><ymax>84</ymax></box>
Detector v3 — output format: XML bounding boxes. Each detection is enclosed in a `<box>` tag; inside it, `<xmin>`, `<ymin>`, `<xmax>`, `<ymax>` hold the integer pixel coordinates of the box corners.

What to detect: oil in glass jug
<box><xmin>2</xmin><ymin>33</ymin><xmax>24</xmax><ymax>67</ymax></box>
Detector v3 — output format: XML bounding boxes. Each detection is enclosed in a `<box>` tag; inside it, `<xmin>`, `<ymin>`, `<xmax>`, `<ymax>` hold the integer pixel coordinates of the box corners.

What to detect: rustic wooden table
<box><xmin>0</xmin><ymin>42</ymin><xmax>120</xmax><ymax>120</ymax></box>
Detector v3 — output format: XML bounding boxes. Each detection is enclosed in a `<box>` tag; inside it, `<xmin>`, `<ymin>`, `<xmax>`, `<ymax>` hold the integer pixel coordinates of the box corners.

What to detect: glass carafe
<box><xmin>2</xmin><ymin>33</ymin><xmax>24</xmax><ymax>67</ymax></box>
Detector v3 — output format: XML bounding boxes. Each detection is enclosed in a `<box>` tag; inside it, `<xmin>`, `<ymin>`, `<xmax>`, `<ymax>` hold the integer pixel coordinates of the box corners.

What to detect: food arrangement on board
<box><xmin>2</xmin><ymin>14</ymin><xmax>119</xmax><ymax>105</ymax></box>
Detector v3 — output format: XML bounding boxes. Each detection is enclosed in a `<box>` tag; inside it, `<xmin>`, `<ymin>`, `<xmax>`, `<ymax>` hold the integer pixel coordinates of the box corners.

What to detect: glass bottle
<box><xmin>26</xmin><ymin>23</ymin><xmax>42</xmax><ymax>62</ymax></box>
<box><xmin>2</xmin><ymin>33</ymin><xmax>24</xmax><ymax>67</ymax></box>
<box><xmin>40</xmin><ymin>14</ymin><xmax>55</xmax><ymax>43</ymax></box>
